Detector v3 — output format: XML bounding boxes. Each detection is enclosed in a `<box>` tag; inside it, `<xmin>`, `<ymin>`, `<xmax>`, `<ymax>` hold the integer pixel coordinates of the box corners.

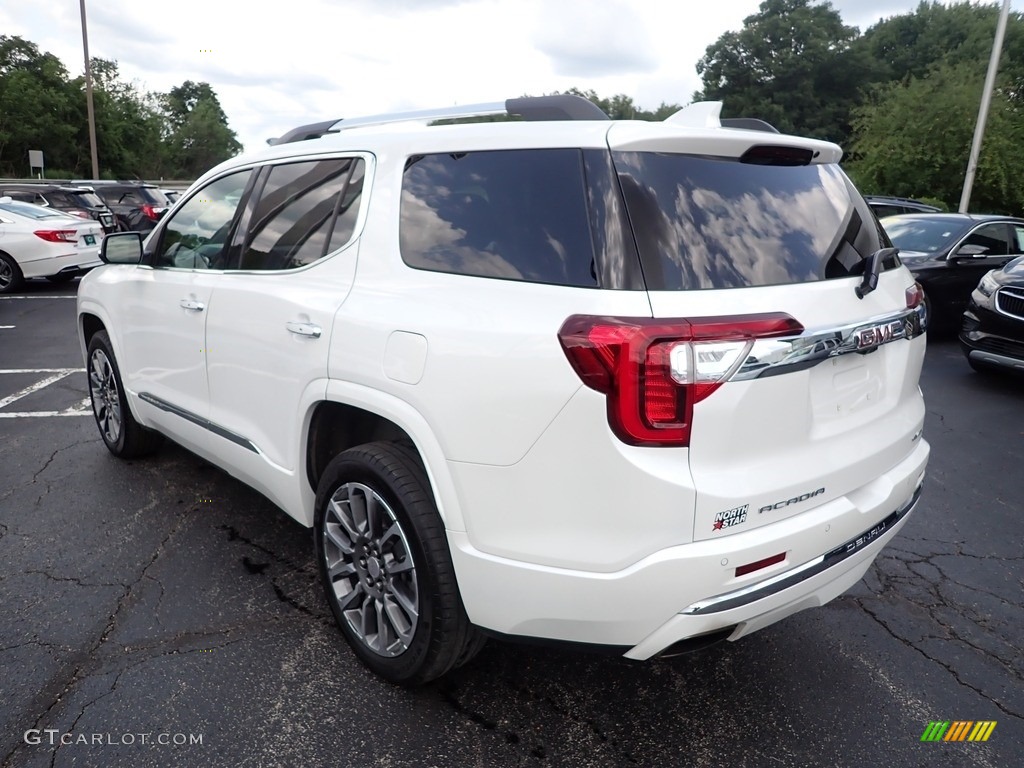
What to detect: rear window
<box><xmin>0</xmin><ymin>201</ymin><xmax>68</xmax><ymax>220</ymax></box>
<box><xmin>613</xmin><ymin>152</ymin><xmax>890</xmax><ymax>291</ymax></box>
<box><xmin>61</xmin><ymin>190</ymin><xmax>106</xmax><ymax>208</ymax></box>
<box><xmin>400</xmin><ymin>149</ymin><xmax>599</xmax><ymax>288</ymax></box>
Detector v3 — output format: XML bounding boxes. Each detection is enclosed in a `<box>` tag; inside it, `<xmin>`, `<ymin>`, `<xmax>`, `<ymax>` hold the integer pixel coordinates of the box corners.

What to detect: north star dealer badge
<box><xmin>713</xmin><ymin>504</ymin><xmax>748</xmax><ymax>531</ymax></box>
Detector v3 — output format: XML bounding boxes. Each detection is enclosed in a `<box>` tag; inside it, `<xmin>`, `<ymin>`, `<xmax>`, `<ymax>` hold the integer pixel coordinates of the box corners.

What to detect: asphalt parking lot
<box><xmin>1</xmin><ymin>280</ymin><xmax>1021</xmax><ymax>768</ymax></box>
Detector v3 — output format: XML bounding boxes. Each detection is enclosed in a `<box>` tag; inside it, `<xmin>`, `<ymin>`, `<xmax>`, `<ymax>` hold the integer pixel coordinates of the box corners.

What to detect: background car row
<box><xmin>877</xmin><ymin>211</ymin><xmax>1024</xmax><ymax>376</ymax></box>
<box><xmin>0</xmin><ymin>180</ymin><xmax>173</xmax><ymax>235</ymax></box>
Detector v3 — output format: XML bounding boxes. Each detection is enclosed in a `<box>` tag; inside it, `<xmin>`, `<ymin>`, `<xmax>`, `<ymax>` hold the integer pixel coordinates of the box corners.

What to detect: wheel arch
<box><xmin>307</xmin><ymin>383</ymin><xmax>465</xmax><ymax>532</ymax></box>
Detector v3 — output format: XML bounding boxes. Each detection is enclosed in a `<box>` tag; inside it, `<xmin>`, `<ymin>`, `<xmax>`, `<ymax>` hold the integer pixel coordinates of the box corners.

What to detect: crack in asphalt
<box><xmin>24</xmin><ymin>569</ymin><xmax>126</xmax><ymax>590</ymax></box>
<box><xmin>856</xmin><ymin>541</ymin><xmax>1024</xmax><ymax>719</ymax></box>
<box><xmin>1</xmin><ymin>493</ymin><xmax>184</xmax><ymax>768</ymax></box>
<box><xmin>30</xmin><ymin>439</ymin><xmax>95</xmax><ymax>485</ymax></box>
<box><xmin>856</xmin><ymin>597</ymin><xmax>1024</xmax><ymax>721</ymax></box>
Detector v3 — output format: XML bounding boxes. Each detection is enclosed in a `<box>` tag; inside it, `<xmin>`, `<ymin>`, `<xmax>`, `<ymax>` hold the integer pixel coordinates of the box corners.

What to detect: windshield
<box><xmin>0</xmin><ymin>201</ymin><xmax>70</xmax><ymax>220</ymax></box>
<box><xmin>612</xmin><ymin>152</ymin><xmax>890</xmax><ymax>290</ymax></box>
<box><xmin>880</xmin><ymin>217</ymin><xmax>970</xmax><ymax>253</ymax></box>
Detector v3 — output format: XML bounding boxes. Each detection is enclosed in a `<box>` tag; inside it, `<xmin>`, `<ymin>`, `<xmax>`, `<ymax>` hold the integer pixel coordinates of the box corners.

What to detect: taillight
<box><xmin>141</xmin><ymin>203</ymin><xmax>160</xmax><ymax>221</ymax></box>
<box><xmin>558</xmin><ymin>313</ymin><xmax>804</xmax><ymax>447</ymax></box>
<box><xmin>905</xmin><ymin>281</ymin><xmax>924</xmax><ymax>309</ymax></box>
<box><xmin>33</xmin><ymin>230</ymin><xmax>79</xmax><ymax>243</ymax></box>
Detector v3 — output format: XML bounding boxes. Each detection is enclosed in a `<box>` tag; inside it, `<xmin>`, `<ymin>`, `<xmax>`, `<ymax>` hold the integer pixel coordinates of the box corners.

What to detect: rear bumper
<box><xmin>449</xmin><ymin>438</ymin><xmax>928</xmax><ymax>656</ymax></box>
<box><xmin>20</xmin><ymin>252</ymin><xmax>102</xmax><ymax>280</ymax></box>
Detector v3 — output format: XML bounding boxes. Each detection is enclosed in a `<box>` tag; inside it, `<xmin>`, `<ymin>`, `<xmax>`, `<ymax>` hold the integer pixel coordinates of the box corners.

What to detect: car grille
<box><xmin>973</xmin><ymin>335</ymin><xmax>1024</xmax><ymax>359</ymax></box>
<box><xmin>996</xmin><ymin>287</ymin><xmax>1024</xmax><ymax>321</ymax></box>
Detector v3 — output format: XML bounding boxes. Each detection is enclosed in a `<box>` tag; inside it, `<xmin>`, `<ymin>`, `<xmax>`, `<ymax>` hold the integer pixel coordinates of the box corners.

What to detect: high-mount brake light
<box><xmin>33</xmin><ymin>230</ymin><xmax>78</xmax><ymax>243</ymax></box>
<box><xmin>558</xmin><ymin>313</ymin><xmax>804</xmax><ymax>447</ymax></box>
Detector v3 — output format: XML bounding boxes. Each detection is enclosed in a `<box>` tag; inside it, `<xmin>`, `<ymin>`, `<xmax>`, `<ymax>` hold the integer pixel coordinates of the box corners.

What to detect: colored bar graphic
<box><xmin>921</xmin><ymin>720</ymin><xmax>996</xmax><ymax>742</ymax></box>
<box><xmin>944</xmin><ymin>721</ymin><xmax>972</xmax><ymax>741</ymax></box>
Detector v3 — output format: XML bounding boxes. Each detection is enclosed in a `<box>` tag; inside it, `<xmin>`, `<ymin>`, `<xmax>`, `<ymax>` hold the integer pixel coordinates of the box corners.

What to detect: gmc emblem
<box><xmin>853</xmin><ymin>319</ymin><xmax>906</xmax><ymax>349</ymax></box>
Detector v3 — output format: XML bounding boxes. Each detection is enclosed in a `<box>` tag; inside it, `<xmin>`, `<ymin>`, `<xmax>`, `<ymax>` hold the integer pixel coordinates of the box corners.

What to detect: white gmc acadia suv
<box><xmin>77</xmin><ymin>95</ymin><xmax>930</xmax><ymax>685</ymax></box>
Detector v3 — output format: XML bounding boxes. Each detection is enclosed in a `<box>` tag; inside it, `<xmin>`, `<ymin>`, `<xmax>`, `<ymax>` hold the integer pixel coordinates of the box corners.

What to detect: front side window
<box><xmin>238</xmin><ymin>157</ymin><xmax>364</xmax><ymax>271</ymax></box>
<box><xmin>153</xmin><ymin>170</ymin><xmax>252</xmax><ymax>269</ymax></box>
<box><xmin>962</xmin><ymin>224</ymin><xmax>1010</xmax><ymax>256</ymax></box>
<box><xmin>613</xmin><ymin>152</ymin><xmax>890</xmax><ymax>291</ymax></box>
<box><xmin>400</xmin><ymin>149</ymin><xmax>599</xmax><ymax>288</ymax></box>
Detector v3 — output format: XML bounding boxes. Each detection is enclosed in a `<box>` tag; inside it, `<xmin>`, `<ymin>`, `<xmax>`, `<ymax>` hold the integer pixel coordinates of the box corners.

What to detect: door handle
<box><xmin>286</xmin><ymin>321</ymin><xmax>322</xmax><ymax>339</ymax></box>
<box><xmin>180</xmin><ymin>299</ymin><xmax>205</xmax><ymax>311</ymax></box>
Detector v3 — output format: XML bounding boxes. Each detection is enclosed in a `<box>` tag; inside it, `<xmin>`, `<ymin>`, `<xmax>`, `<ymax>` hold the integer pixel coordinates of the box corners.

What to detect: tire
<box><xmin>314</xmin><ymin>442</ymin><xmax>483</xmax><ymax>685</ymax></box>
<box><xmin>86</xmin><ymin>330</ymin><xmax>163</xmax><ymax>458</ymax></box>
<box><xmin>0</xmin><ymin>251</ymin><xmax>24</xmax><ymax>294</ymax></box>
<box><xmin>46</xmin><ymin>273</ymin><xmax>76</xmax><ymax>284</ymax></box>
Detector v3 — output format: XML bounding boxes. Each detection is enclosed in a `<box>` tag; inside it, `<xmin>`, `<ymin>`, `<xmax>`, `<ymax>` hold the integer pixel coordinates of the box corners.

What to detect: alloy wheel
<box><xmin>88</xmin><ymin>349</ymin><xmax>122</xmax><ymax>444</ymax></box>
<box><xmin>321</xmin><ymin>482</ymin><xmax>419</xmax><ymax>657</ymax></box>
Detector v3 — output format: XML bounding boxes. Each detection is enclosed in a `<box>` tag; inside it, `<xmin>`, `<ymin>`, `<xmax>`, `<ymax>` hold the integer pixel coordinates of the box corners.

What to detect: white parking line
<box><xmin>0</xmin><ymin>295</ymin><xmax>76</xmax><ymax>300</ymax></box>
<box><xmin>0</xmin><ymin>369</ymin><xmax>88</xmax><ymax>417</ymax></box>
<box><xmin>0</xmin><ymin>325</ymin><xmax>15</xmax><ymax>329</ymax></box>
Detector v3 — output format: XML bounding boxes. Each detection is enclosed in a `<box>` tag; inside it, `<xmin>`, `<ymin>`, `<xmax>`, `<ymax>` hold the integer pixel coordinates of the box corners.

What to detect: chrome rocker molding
<box><xmin>137</xmin><ymin>392</ymin><xmax>259</xmax><ymax>453</ymax></box>
<box><xmin>968</xmin><ymin>350</ymin><xmax>1024</xmax><ymax>372</ymax></box>
<box><xmin>681</xmin><ymin>484</ymin><xmax>924</xmax><ymax>617</ymax></box>
<box><xmin>730</xmin><ymin>305</ymin><xmax>927</xmax><ymax>382</ymax></box>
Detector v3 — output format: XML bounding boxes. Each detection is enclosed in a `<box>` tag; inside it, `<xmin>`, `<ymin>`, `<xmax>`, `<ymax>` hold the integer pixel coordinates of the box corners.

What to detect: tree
<box><xmin>846</xmin><ymin>61</ymin><xmax>1024</xmax><ymax>214</ymax></box>
<box><xmin>160</xmin><ymin>81</ymin><xmax>242</xmax><ymax>177</ymax></box>
<box><xmin>694</xmin><ymin>0</ymin><xmax>881</xmax><ymax>144</ymax></box>
<box><xmin>0</xmin><ymin>36</ymin><xmax>81</xmax><ymax>176</ymax></box>
<box><xmin>564</xmin><ymin>88</ymin><xmax>682</xmax><ymax>120</ymax></box>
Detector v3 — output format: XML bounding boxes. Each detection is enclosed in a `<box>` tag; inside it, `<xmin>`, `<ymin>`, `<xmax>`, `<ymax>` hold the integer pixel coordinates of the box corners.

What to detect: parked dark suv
<box><xmin>0</xmin><ymin>183</ymin><xmax>117</xmax><ymax>233</ymax></box>
<box><xmin>81</xmin><ymin>181</ymin><xmax>172</xmax><ymax>233</ymax></box>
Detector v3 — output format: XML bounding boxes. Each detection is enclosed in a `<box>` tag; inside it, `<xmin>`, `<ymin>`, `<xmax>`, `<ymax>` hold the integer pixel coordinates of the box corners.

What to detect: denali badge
<box><xmin>853</xmin><ymin>319</ymin><xmax>906</xmax><ymax>350</ymax></box>
<box><xmin>713</xmin><ymin>504</ymin><xmax>748</xmax><ymax>531</ymax></box>
<box><xmin>759</xmin><ymin>487</ymin><xmax>825</xmax><ymax>514</ymax></box>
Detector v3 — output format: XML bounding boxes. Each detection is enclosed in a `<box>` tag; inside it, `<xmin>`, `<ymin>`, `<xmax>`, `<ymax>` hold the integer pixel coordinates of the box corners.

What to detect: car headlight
<box><xmin>977</xmin><ymin>272</ymin><xmax>999</xmax><ymax>298</ymax></box>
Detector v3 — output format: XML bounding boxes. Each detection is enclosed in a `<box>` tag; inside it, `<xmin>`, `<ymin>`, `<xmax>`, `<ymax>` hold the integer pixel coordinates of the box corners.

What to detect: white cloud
<box><xmin>0</xmin><ymin>0</ymin><xmax>992</xmax><ymax>161</ymax></box>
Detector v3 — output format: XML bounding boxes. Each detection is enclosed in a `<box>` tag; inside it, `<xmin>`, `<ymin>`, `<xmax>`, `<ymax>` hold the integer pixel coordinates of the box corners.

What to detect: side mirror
<box><xmin>953</xmin><ymin>243</ymin><xmax>989</xmax><ymax>259</ymax></box>
<box><xmin>101</xmin><ymin>232</ymin><xmax>144</xmax><ymax>264</ymax></box>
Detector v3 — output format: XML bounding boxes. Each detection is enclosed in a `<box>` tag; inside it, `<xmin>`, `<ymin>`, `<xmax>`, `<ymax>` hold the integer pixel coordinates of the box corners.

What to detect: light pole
<box><xmin>79</xmin><ymin>0</ymin><xmax>100</xmax><ymax>179</ymax></box>
<box><xmin>959</xmin><ymin>0</ymin><xmax>1012</xmax><ymax>213</ymax></box>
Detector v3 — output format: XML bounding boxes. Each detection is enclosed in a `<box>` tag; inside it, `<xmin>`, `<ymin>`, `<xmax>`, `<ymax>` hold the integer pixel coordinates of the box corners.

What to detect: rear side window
<box><xmin>613</xmin><ymin>152</ymin><xmax>890</xmax><ymax>291</ymax></box>
<box><xmin>239</xmin><ymin>157</ymin><xmax>364</xmax><ymax>271</ymax></box>
<box><xmin>400</xmin><ymin>149</ymin><xmax>599</xmax><ymax>288</ymax></box>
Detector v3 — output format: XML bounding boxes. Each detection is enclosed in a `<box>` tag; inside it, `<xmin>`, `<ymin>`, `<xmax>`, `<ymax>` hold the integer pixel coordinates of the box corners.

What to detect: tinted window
<box><xmin>400</xmin><ymin>149</ymin><xmax>598</xmax><ymax>287</ymax></box>
<box><xmin>1012</xmin><ymin>225</ymin><xmax>1024</xmax><ymax>255</ymax></box>
<box><xmin>153</xmin><ymin>171</ymin><xmax>252</xmax><ymax>269</ymax></box>
<box><xmin>871</xmin><ymin>204</ymin><xmax>901</xmax><ymax>218</ymax></box>
<box><xmin>962</xmin><ymin>223</ymin><xmax>1010</xmax><ymax>256</ymax></box>
<box><xmin>239</xmin><ymin>158</ymin><xmax>364</xmax><ymax>271</ymax></box>
<box><xmin>613</xmin><ymin>152</ymin><xmax>888</xmax><ymax>291</ymax></box>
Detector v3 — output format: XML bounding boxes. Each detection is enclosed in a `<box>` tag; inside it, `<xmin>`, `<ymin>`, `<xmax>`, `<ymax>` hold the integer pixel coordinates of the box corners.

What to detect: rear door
<box><xmin>607</xmin><ymin>129</ymin><xmax>927</xmax><ymax>541</ymax></box>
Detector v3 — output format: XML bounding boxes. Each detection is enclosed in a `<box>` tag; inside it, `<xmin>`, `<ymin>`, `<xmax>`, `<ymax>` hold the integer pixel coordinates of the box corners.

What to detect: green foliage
<box><xmin>0</xmin><ymin>35</ymin><xmax>241</xmax><ymax>179</ymax></box>
<box><xmin>694</xmin><ymin>0</ymin><xmax>876</xmax><ymax>144</ymax></box>
<box><xmin>846</xmin><ymin>61</ymin><xmax>1024</xmax><ymax>214</ymax></box>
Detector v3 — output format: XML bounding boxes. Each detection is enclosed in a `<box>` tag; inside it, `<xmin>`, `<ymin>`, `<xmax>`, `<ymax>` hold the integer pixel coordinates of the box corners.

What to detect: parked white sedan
<box><xmin>0</xmin><ymin>197</ymin><xmax>104</xmax><ymax>293</ymax></box>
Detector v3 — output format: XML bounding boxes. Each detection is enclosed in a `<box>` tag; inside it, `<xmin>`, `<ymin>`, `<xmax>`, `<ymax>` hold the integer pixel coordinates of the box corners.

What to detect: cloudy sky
<box><xmin>1</xmin><ymin>0</ymin><xmax>1013</xmax><ymax>155</ymax></box>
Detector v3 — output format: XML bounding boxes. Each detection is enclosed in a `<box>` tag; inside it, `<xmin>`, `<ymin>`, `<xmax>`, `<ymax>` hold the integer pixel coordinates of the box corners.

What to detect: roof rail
<box><xmin>268</xmin><ymin>94</ymin><xmax>609</xmax><ymax>145</ymax></box>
